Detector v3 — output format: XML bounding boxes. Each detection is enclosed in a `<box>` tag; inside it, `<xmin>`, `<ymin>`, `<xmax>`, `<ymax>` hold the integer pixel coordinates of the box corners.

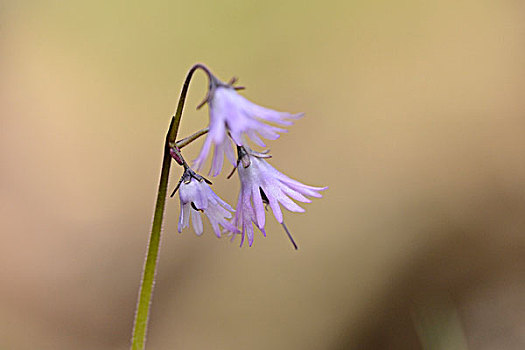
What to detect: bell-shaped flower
<box><xmin>193</xmin><ymin>76</ymin><xmax>303</xmax><ymax>177</ymax></box>
<box><xmin>177</xmin><ymin>170</ymin><xmax>237</xmax><ymax>237</ymax></box>
<box><xmin>227</xmin><ymin>147</ymin><xmax>327</xmax><ymax>247</ymax></box>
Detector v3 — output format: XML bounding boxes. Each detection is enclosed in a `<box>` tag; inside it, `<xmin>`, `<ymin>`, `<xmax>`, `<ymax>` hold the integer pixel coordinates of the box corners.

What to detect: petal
<box><xmin>246</xmin><ymin>130</ymin><xmax>266</xmax><ymax>147</ymax></box>
<box><xmin>264</xmin><ymin>182</ymin><xmax>305</xmax><ymax>213</ymax></box>
<box><xmin>251</xmin><ymin>186</ymin><xmax>266</xmax><ymax>229</ymax></box>
<box><xmin>228</xmin><ymin>127</ymin><xmax>244</xmax><ymax>146</ymax></box>
<box><xmin>193</xmin><ymin>135</ymin><xmax>213</xmax><ymax>171</ymax></box>
<box><xmin>192</xmin><ymin>183</ymin><xmax>208</xmax><ymax>210</ymax></box>
<box><xmin>245</xmin><ymin>216</ymin><xmax>254</xmax><ymax>246</ymax></box>
<box><xmin>178</xmin><ymin>203</ymin><xmax>190</xmax><ymax>233</ymax></box>
<box><xmin>285</xmin><ymin>181</ymin><xmax>327</xmax><ymax>198</ymax></box>
<box><xmin>208</xmin><ymin>217</ymin><xmax>221</xmax><ymax>238</ymax></box>
<box><xmin>221</xmin><ymin>220</ymin><xmax>239</xmax><ymax>233</ymax></box>
<box><xmin>241</xmin><ymin>97</ymin><xmax>303</xmax><ymax>124</ymax></box>
<box><xmin>224</xmin><ymin>139</ymin><xmax>236</xmax><ymax>165</ymax></box>
<box><xmin>203</xmin><ymin>202</ymin><xmax>236</xmax><ymax>238</ymax></box>
<box><xmin>268</xmin><ymin>195</ymin><xmax>283</xmax><ymax>223</ymax></box>
<box><xmin>239</xmin><ymin>227</ymin><xmax>245</xmax><ymax>247</ymax></box>
<box><xmin>191</xmin><ymin>209</ymin><xmax>203</xmax><ymax>235</ymax></box>
<box><xmin>268</xmin><ymin>165</ymin><xmax>327</xmax><ymax>197</ymax></box>
<box><xmin>209</xmin><ymin>109</ymin><xmax>226</xmax><ymax>144</ymax></box>
<box><xmin>278</xmin><ymin>195</ymin><xmax>305</xmax><ymax>213</ymax></box>
<box><xmin>280</xmin><ymin>184</ymin><xmax>312</xmax><ymax>203</ymax></box>
<box><xmin>255</xmin><ymin>125</ymin><xmax>281</xmax><ymax>140</ymax></box>
<box><xmin>209</xmin><ymin>143</ymin><xmax>225</xmax><ymax>177</ymax></box>
<box><xmin>211</xmin><ymin>189</ymin><xmax>234</xmax><ymax>212</ymax></box>
<box><xmin>267</xmin><ymin>183</ymin><xmax>306</xmax><ymax>212</ymax></box>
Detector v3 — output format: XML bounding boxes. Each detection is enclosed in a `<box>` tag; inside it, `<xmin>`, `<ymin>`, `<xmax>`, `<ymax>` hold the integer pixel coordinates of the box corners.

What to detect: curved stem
<box><xmin>130</xmin><ymin>63</ymin><xmax>210</xmax><ymax>350</ymax></box>
<box><xmin>167</xmin><ymin>63</ymin><xmax>212</xmax><ymax>144</ymax></box>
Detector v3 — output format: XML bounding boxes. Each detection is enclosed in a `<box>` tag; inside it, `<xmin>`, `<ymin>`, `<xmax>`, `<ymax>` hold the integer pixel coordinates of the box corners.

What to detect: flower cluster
<box><xmin>171</xmin><ymin>65</ymin><xmax>326</xmax><ymax>248</ymax></box>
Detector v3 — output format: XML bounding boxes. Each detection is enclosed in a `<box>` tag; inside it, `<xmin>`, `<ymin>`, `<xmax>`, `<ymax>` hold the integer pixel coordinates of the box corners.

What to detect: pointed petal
<box><xmin>209</xmin><ymin>143</ymin><xmax>225</xmax><ymax>177</ymax></box>
<box><xmin>246</xmin><ymin>218</ymin><xmax>254</xmax><ymax>246</ymax></box>
<box><xmin>209</xmin><ymin>219</ymin><xmax>221</xmax><ymax>238</ymax></box>
<box><xmin>281</xmin><ymin>184</ymin><xmax>312</xmax><ymax>203</ymax></box>
<box><xmin>178</xmin><ymin>203</ymin><xmax>190</xmax><ymax>233</ymax></box>
<box><xmin>256</xmin><ymin>125</ymin><xmax>281</xmax><ymax>140</ymax></box>
<box><xmin>178</xmin><ymin>206</ymin><xmax>183</xmax><ymax>233</ymax></box>
<box><xmin>247</xmin><ymin>130</ymin><xmax>266</xmax><ymax>147</ymax></box>
<box><xmin>251</xmin><ymin>186</ymin><xmax>266</xmax><ymax>229</ymax></box>
<box><xmin>224</xmin><ymin>139</ymin><xmax>236</xmax><ymax>165</ymax></box>
<box><xmin>265</xmin><ymin>183</ymin><xmax>305</xmax><ymax>213</ymax></box>
<box><xmin>285</xmin><ymin>181</ymin><xmax>327</xmax><ymax>198</ymax></box>
<box><xmin>191</xmin><ymin>209</ymin><xmax>203</xmax><ymax>235</ymax></box>
<box><xmin>193</xmin><ymin>136</ymin><xmax>213</xmax><ymax>171</ymax></box>
<box><xmin>268</xmin><ymin>195</ymin><xmax>283</xmax><ymax>223</ymax></box>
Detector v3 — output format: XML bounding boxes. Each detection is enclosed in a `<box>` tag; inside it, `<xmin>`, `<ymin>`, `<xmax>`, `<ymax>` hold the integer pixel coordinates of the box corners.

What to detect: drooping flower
<box><xmin>177</xmin><ymin>169</ymin><xmax>238</xmax><ymax>237</ymax></box>
<box><xmin>227</xmin><ymin>146</ymin><xmax>327</xmax><ymax>247</ymax></box>
<box><xmin>193</xmin><ymin>75</ymin><xmax>303</xmax><ymax>177</ymax></box>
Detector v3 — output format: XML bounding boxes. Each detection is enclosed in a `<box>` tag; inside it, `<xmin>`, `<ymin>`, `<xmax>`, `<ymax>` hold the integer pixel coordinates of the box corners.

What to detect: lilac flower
<box><xmin>193</xmin><ymin>76</ymin><xmax>303</xmax><ymax>177</ymax></box>
<box><xmin>228</xmin><ymin>147</ymin><xmax>327</xmax><ymax>247</ymax></box>
<box><xmin>177</xmin><ymin>170</ymin><xmax>237</xmax><ymax>237</ymax></box>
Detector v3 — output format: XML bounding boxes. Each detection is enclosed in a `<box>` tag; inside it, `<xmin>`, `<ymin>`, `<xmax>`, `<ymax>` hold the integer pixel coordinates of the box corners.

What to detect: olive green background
<box><xmin>1</xmin><ymin>1</ymin><xmax>525</xmax><ymax>349</ymax></box>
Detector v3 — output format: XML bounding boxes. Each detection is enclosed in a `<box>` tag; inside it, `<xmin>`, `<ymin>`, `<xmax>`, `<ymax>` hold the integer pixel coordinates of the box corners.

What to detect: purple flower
<box><xmin>193</xmin><ymin>77</ymin><xmax>303</xmax><ymax>177</ymax></box>
<box><xmin>178</xmin><ymin>170</ymin><xmax>237</xmax><ymax>237</ymax></box>
<box><xmin>228</xmin><ymin>147</ymin><xmax>327</xmax><ymax>247</ymax></box>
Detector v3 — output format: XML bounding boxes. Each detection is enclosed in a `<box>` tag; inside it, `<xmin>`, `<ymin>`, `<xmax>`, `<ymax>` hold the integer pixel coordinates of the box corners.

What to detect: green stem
<box><xmin>131</xmin><ymin>64</ymin><xmax>209</xmax><ymax>350</ymax></box>
<box><xmin>176</xmin><ymin>127</ymin><xmax>209</xmax><ymax>149</ymax></box>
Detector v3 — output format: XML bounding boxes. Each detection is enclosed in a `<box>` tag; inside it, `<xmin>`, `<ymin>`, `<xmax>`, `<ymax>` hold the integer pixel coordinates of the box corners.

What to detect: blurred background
<box><xmin>1</xmin><ymin>1</ymin><xmax>525</xmax><ymax>349</ymax></box>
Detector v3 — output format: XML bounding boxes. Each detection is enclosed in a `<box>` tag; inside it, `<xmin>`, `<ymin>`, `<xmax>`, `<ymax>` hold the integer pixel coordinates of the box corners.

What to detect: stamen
<box><xmin>281</xmin><ymin>221</ymin><xmax>298</xmax><ymax>250</ymax></box>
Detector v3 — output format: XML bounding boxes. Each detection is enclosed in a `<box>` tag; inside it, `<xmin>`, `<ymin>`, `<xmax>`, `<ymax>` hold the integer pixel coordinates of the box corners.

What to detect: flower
<box><xmin>193</xmin><ymin>76</ymin><xmax>303</xmax><ymax>177</ymax></box>
<box><xmin>227</xmin><ymin>147</ymin><xmax>327</xmax><ymax>247</ymax></box>
<box><xmin>177</xmin><ymin>170</ymin><xmax>238</xmax><ymax>237</ymax></box>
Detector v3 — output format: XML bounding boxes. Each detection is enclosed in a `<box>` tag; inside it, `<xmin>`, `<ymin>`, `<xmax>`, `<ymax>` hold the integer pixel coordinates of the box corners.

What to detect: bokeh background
<box><xmin>1</xmin><ymin>1</ymin><xmax>525</xmax><ymax>349</ymax></box>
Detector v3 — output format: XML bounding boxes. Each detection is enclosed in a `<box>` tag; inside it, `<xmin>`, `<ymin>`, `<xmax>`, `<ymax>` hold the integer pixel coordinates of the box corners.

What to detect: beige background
<box><xmin>1</xmin><ymin>1</ymin><xmax>525</xmax><ymax>349</ymax></box>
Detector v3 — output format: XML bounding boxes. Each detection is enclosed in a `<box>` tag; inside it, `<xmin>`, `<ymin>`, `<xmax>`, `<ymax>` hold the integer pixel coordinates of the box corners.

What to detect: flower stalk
<box><xmin>131</xmin><ymin>62</ymin><xmax>325</xmax><ymax>349</ymax></box>
<box><xmin>130</xmin><ymin>64</ymin><xmax>208</xmax><ymax>350</ymax></box>
<box><xmin>176</xmin><ymin>127</ymin><xmax>209</xmax><ymax>149</ymax></box>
